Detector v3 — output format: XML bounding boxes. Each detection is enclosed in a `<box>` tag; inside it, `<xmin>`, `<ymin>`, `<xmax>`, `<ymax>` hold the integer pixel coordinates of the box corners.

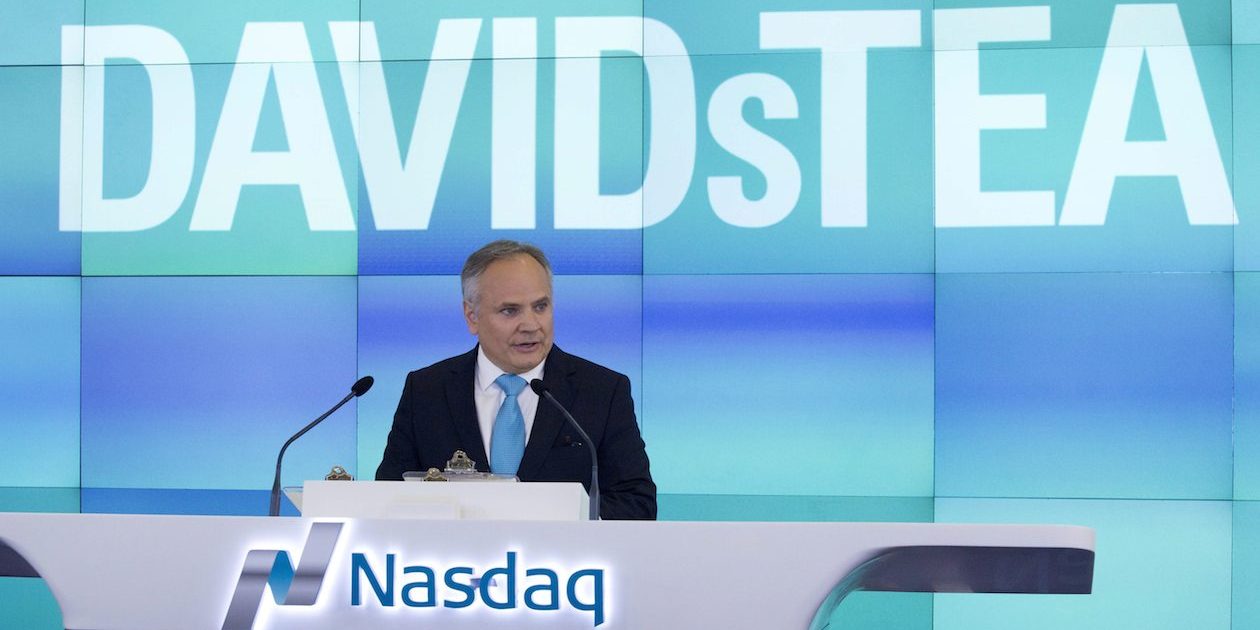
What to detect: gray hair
<box><xmin>461</xmin><ymin>240</ymin><xmax>553</xmax><ymax>308</ymax></box>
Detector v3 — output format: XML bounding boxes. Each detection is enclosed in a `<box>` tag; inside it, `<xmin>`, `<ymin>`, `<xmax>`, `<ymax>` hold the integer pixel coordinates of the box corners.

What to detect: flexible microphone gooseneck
<box><xmin>529</xmin><ymin>379</ymin><xmax>599</xmax><ymax>521</ymax></box>
<box><xmin>268</xmin><ymin>376</ymin><xmax>374</xmax><ymax>517</ymax></box>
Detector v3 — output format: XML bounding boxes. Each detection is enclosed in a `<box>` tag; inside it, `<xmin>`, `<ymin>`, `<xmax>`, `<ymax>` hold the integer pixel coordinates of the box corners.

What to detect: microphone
<box><xmin>530</xmin><ymin>379</ymin><xmax>599</xmax><ymax>521</ymax></box>
<box><xmin>269</xmin><ymin>376</ymin><xmax>374</xmax><ymax>517</ymax></box>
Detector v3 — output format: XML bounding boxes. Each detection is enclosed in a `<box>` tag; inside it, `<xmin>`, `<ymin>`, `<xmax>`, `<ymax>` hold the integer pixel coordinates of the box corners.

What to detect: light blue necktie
<box><xmin>490</xmin><ymin>374</ymin><xmax>528</xmax><ymax>475</ymax></box>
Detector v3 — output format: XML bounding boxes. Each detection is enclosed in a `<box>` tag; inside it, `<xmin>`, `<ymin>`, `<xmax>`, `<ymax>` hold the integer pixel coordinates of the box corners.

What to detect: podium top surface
<box><xmin>297</xmin><ymin>480</ymin><xmax>591</xmax><ymax>520</ymax></box>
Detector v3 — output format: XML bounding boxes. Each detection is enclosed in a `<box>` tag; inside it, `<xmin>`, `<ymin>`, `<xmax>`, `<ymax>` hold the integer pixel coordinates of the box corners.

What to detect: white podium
<box><xmin>297</xmin><ymin>480</ymin><xmax>589</xmax><ymax>521</ymax></box>
<box><xmin>0</xmin><ymin>510</ymin><xmax>1094</xmax><ymax>630</ymax></box>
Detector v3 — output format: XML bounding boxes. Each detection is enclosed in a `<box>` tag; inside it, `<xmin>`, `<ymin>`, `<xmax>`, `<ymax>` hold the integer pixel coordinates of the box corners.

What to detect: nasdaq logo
<box><xmin>221</xmin><ymin>523</ymin><xmax>607</xmax><ymax>628</ymax></box>
<box><xmin>222</xmin><ymin>521</ymin><xmax>344</xmax><ymax>630</ymax></box>
<box><xmin>351</xmin><ymin>550</ymin><xmax>608</xmax><ymax>627</ymax></box>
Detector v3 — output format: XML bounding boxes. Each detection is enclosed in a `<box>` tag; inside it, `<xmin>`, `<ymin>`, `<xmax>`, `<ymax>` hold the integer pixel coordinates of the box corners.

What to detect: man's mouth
<box><xmin>512</xmin><ymin>341</ymin><xmax>541</xmax><ymax>352</ymax></box>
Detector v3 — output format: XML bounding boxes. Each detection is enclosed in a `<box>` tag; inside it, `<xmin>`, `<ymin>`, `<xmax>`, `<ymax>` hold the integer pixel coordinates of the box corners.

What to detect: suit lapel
<box><xmin>516</xmin><ymin>346</ymin><xmax>576</xmax><ymax>480</ymax></box>
<box><xmin>445</xmin><ymin>347</ymin><xmax>489</xmax><ymax>470</ymax></box>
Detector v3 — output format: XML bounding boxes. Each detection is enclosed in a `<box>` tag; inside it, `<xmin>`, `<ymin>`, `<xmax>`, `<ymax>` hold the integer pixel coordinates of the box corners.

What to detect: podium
<box><xmin>296</xmin><ymin>480</ymin><xmax>589</xmax><ymax>520</ymax></box>
<box><xmin>0</xmin><ymin>483</ymin><xmax>1095</xmax><ymax>629</ymax></box>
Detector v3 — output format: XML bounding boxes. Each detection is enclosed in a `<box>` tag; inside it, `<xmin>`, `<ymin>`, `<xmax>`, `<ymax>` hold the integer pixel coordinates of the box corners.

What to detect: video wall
<box><xmin>1</xmin><ymin>0</ymin><xmax>1257</xmax><ymax>628</ymax></box>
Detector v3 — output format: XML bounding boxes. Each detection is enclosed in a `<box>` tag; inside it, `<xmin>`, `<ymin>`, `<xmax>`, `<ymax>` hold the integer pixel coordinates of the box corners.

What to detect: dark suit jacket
<box><xmin>375</xmin><ymin>345</ymin><xmax>657</xmax><ymax>520</ymax></box>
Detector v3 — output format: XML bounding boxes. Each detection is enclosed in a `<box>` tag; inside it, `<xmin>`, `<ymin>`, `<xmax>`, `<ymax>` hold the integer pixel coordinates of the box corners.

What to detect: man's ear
<box><xmin>463</xmin><ymin>300</ymin><xmax>478</xmax><ymax>334</ymax></box>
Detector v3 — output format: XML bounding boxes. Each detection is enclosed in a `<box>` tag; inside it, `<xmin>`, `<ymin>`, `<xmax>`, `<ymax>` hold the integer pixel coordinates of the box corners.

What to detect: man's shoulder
<box><xmin>550</xmin><ymin>346</ymin><xmax>629</xmax><ymax>387</ymax></box>
<box><xmin>403</xmin><ymin>348</ymin><xmax>476</xmax><ymax>387</ymax></box>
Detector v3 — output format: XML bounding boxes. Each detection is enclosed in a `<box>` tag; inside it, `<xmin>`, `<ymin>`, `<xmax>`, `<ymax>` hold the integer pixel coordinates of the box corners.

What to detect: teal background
<box><xmin>1237</xmin><ymin>45</ymin><xmax>1260</xmax><ymax>271</ymax></box>
<box><xmin>362</xmin><ymin>0</ymin><xmax>645</xmax><ymax>61</ymax></box>
<box><xmin>1236</xmin><ymin>502</ymin><xmax>1260</xmax><ymax>629</ymax></box>
<box><xmin>84</xmin><ymin>0</ymin><xmax>357</xmax><ymax>64</ymax></box>
<box><xmin>644</xmin><ymin>0</ymin><xmax>932</xmax><ymax>57</ymax></box>
<box><xmin>1</xmin><ymin>2</ymin><xmax>1258</xmax><ymax>629</ymax></box>
<box><xmin>932</xmin><ymin>0</ymin><xmax>1232</xmax><ymax>48</ymax></box>
<box><xmin>1242</xmin><ymin>0</ymin><xmax>1260</xmax><ymax>44</ymax></box>
<box><xmin>0</xmin><ymin>1</ymin><xmax>83</xmax><ymax>65</ymax></box>
<box><xmin>0</xmin><ymin>65</ymin><xmax>80</xmax><ymax>275</ymax></box>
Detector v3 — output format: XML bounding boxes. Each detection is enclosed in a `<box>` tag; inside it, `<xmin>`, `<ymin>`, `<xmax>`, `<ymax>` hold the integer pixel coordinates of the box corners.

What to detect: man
<box><xmin>376</xmin><ymin>240</ymin><xmax>656</xmax><ymax>520</ymax></box>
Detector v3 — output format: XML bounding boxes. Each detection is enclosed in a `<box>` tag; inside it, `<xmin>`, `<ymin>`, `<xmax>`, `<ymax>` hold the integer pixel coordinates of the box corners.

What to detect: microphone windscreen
<box><xmin>529</xmin><ymin>378</ymin><xmax>547</xmax><ymax>395</ymax></box>
<box><xmin>351</xmin><ymin>375</ymin><xmax>375</xmax><ymax>397</ymax></box>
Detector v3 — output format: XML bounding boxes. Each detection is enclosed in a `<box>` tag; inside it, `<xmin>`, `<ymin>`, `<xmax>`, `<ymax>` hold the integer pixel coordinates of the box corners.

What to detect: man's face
<box><xmin>464</xmin><ymin>254</ymin><xmax>554</xmax><ymax>374</ymax></box>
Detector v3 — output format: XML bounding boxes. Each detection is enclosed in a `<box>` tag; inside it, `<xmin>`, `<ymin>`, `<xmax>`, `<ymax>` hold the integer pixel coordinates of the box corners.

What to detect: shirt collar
<box><xmin>475</xmin><ymin>346</ymin><xmax>546</xmax><ymax>393</ymax></box>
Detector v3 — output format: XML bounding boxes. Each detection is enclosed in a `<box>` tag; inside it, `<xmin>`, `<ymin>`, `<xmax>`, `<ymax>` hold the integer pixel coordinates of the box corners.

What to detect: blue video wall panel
<box><xmin>357</xmin><ymin>275</ymin><xmax>471</xmax><ymax>474</ymax></box>
<box><xmin>80</xmin><ymin>276</ymin><xmax>357</xmax><ymax>489</ymax></box>
<box><xmin>644</xmin><ymin>274</ymin><xmax>934</xmax><ymax>496</ymax></box>
<box><xmin>933</xmin><ymin>0</ymin><xmax>1232</xmax><ymax>48</ymax></box>
<box><xmin>1236</xmin><ymin>502</ymin><xmax>1260</xmax><ymax>629</ymax></box>
<box><xmin>1236</xmin><ymin>273</ymin><xmax>1260</xmax><ymax>499</ymax></box>
<box><xmin>83</xmin><ymin>0</ymin><xmax>357</xmax><ymax>65</ymax></box>
<box><xmin>644</xmin><ymin>0</ymin><xmax>931</xmax><ymax>57</ymax></box>
<box><xmin>361</xmin><ymin>0</ymin><xmax>645</xmax><ymax>62</ymax></box>
<box><xmin>1236</xmin><ymin>45</ymin><xmax>1260</xmax><ymax>271</ymax></box>
<box><xmin>0</xmin><ymin>65</ymin><xmax>80</xmax><ymax>276</ymax></box>
<box><xmin>0</xmin><ymin>1</ymin><xmax>83</xmax><ymax>65</ymax></box>
<box><xmin>935</xmin><ymin>272</ymin><xmax>1234</xmax><ymax>500</ymax></box>
<box><xmin>935</xmin><ymin>498</ymin><xmax>1232</xmax><ymax>630</ymax></box>
<box><xmin>0</xmin><ymin>278</ymin><xmax>80</xmax><ymax>488</ymax></box>
<box><xmin>1238</xmin><ymin>0</ymin><xmax>1260</xmax><ymax>44</ymax></box>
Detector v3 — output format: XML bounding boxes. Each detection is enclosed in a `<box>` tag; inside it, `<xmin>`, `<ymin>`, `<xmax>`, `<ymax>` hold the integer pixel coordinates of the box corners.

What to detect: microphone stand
<box><xmin>531</xmin><ymin>379</ymin><xmax>599</xmax><ymax>521</ymax></box>
<box><xmin>269</xmin><ymin>377</ymin><xmax>374</xmax><ymax>517</ymax></box>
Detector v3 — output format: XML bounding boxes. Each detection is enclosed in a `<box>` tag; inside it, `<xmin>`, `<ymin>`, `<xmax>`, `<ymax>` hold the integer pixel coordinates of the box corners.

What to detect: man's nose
<box><xmin>519</xmin><ymin>310</ymin><xmax>541</xmax><ymax>331</ymax></box>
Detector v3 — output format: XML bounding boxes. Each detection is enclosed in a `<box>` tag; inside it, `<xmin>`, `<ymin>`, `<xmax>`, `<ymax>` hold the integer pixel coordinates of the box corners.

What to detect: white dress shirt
<box><xmin>474</xmin><ymin>347</ymin><xmax>546</xmax><ymax>462</ymax></box>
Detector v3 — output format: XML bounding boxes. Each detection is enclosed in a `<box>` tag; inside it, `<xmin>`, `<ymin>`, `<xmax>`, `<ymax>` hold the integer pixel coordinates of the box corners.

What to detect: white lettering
<box><xmin>331</xmin><ymin>19</ymin><xmax>480</xmax><ymax>230</ymax></box>
<box><xmin>58</xmin><ymin>27</ymin><xmax>84</xmax><ymax>232</ymax></box>
<box><xmin>492</xmin><ymin>18</ymin><xmax>538</xmax><ymax>229</ymax></box>
<box><xmin>934</xmin><ymin>7</ymin><xmax>1054</xmax><ymax>227</ymax></box>
<box><xmin>78</xmin><ymin>25</ymin><xmax>194</xmax><ymax>232</ymax></box>
<box><xmin>192</xmin><ymin>22</ymin><xmax>352</xmax><ymax>231</ymax></box>
<box><xmin>707</xmin><ymin>73</ymin><xmax>801</xmax><ymax>228</ymax></box>
<box><xmin>761</xmin><ymin>10</ymin><xmax>921</xmax><ymax>227</ymax></box>
<box><xmin>1060</xmin><ymin>4</ymin><xmax>1236</xmax><ymax>226</ymax></box>
<box><xmin>554</xmin><ymin>17</ymin><xmax>695</xmax><ymax>229</ymax></box>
